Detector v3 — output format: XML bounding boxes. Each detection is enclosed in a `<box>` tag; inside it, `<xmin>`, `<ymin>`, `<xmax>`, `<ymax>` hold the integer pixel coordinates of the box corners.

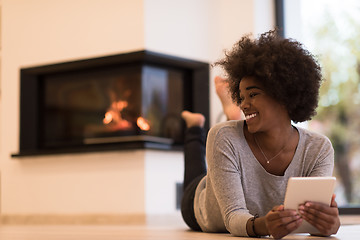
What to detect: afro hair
<box><xmin>215</xmin><ymin>29</ymin><xmax>323</xmax><ymax>123</ymax></box>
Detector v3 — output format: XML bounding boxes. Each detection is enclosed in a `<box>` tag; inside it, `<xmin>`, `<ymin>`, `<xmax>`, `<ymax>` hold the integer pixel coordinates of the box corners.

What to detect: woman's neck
<box><xmin>244</xmin><ymin>122</ymin><xmax>295</xmax><ymax>153</ymax></box>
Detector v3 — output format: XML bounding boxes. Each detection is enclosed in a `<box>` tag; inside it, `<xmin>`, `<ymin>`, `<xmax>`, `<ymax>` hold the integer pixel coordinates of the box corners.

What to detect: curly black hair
<box><xmin>215</xmin><ymin>29</ymin><xmax>322</xmax><ymax>123</ymax></box>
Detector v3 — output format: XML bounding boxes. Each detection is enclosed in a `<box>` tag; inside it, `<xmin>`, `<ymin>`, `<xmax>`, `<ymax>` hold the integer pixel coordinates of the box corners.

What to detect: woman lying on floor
<box><xmin>180</xmin><ymin>30</ymin><xmax>340</xmax><ymax>239</ymax></box>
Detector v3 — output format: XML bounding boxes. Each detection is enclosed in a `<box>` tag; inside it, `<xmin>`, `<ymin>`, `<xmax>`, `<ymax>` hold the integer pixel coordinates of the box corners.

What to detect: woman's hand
<box><xmin>265</xmin><ymin>205</ymin><xmax>303</xmax><ymax>239</ymax></box>
<box><xmin>298</xmin><ymin>194</ymin><xmax>340</xmax><ymax>236</ymax></box>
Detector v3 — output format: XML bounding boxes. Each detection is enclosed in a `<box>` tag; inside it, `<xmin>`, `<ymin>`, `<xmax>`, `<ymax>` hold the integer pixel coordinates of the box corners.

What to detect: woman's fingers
<box><xmin>265</xmin><ymin>208</ymin><xmax>302</xmax><ymax>239</ymax></box>
<box><xmin>298</xmin><ymin>197</ymin><xmax>340</xmax><ymax>236</ymax></box>
<box><xmin>330</xmin><ymin>194</ymin><xmax>338</xmax><ymax>208</ymax></box>
<box><xmin>299</xmin><ymin>202</ymin><xmax>338</xmax><ymax>223</ymax></box>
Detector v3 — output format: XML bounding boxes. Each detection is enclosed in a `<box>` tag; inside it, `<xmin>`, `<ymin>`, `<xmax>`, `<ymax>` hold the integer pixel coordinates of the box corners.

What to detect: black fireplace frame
<box><xmin>13</xmin><ymin>50</ymin><xmax>209</xmax><ymax>157</ymax></box>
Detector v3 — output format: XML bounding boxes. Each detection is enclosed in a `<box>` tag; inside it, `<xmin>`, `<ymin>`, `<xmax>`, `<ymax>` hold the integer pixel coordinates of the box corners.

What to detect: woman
<box><xmin>181</xmin><ymin>30</ymin><xmax>340</xmax><ymax>239</ymax></box>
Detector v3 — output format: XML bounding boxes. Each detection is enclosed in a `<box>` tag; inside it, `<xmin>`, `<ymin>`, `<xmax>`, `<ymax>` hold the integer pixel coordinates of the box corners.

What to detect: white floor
<box><xmin>0</xmin><ymin>215</ymin><xmax>359</xmax><ymax>240</ymax></box>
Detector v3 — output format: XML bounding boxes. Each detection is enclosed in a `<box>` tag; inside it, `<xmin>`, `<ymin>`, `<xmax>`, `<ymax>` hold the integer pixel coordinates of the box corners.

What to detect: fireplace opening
<box><xmin>14</xmin><ymin>51</ymin><xmax>209</xmax><ymax>156</ymax></box>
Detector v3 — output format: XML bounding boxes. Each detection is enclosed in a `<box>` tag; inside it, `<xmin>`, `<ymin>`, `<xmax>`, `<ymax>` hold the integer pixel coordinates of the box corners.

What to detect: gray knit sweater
<box><xmin>194</xmin><ymin>120</ymin><xmax>334</xmax><ymax>237</ymax></box>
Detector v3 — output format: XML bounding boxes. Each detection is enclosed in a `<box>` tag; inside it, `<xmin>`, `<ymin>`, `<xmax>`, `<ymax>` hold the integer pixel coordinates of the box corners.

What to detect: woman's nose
<box><xmin>240</xmin><ymin>98</ymin><xmax>250</xmax><ymax>110</ymax></box>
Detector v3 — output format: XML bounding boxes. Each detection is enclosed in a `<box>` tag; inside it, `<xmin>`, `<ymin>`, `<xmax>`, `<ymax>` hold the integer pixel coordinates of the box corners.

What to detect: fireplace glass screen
<box><xmin>17</xmin><ymin>51</ymin><xmax>209</xmax><ymax>156</ymax></box>
<box><xmin>41</xmin><ymin>65</ymin><xmax>184</xmax><ymax>148</ymax></box>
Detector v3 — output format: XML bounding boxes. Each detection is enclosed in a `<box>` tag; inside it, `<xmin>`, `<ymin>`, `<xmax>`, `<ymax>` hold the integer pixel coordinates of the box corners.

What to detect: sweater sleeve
<box><xmin>306</xmin><ymin>132</ymin><xmax>335</xmax><ymax>177</ymax></box>
<box><xmin>205</xmin><ymin>124</ymin><xmax>253</xmax><ymax>236</ymax></box>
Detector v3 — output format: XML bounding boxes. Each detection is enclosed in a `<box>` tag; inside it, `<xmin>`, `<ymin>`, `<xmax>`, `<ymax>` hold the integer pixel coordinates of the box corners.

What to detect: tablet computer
<box><xmin>283</xmin><ymin>177</ymin><xmax>336</xmax><ymax>234</ymax></box>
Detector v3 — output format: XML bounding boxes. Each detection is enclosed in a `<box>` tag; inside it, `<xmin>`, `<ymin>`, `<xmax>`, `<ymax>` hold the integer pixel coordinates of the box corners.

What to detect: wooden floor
<box><xmin>0</xmin><ymin>215</ymin><xmax>359</xmax><ymax>240</ymax></box>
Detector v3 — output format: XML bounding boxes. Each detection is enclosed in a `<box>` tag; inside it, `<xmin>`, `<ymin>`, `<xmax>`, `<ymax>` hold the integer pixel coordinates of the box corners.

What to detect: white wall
<box><xmin>1</xmin><ymin>0</ymin><xmax>147</xmax><ymax>219</ymax></box>
<box><xmin>2</xmin><ymin>151</ymin><xmax>146</xmax><ymax>215</ymax></box>
<box><xmin>254</xmin><ymin>0</ymin><xmax>275</xmax><ymax>36</ymax></box>
<box><xmin>145</xmin><ymin>151</ymin><xmax>183</xmax><ymax>215</ymax></box>
<box><xmin>0</xmin><ymin>0</ymin><xmax>274</xmax><ymax>221</ymax></box>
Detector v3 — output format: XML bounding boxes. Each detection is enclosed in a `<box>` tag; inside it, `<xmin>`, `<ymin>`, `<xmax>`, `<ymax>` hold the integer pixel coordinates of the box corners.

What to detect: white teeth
<box><xmin>245</xmin><ymin>113</ymin><xmax>257</xmax><ymax>120</ymax></box>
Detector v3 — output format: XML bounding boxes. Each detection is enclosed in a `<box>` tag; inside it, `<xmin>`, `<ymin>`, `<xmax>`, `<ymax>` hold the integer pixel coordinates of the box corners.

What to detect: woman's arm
<box><xmin>205</xmin><ymin>124</ymin><xmax>253</xmax><ymax>236</ymax></box>
<box><xmin>303</xmin><ymin>136</ymin><xmax>340</xmax><ymax>236</ymax></box>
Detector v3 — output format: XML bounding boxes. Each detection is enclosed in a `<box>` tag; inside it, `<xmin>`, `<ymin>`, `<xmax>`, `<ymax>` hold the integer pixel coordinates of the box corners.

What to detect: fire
<box><xmin>103</xmin><ymin>100</ymin><xmax>131</xmax><ymax>130</ymax></box>
<box><xmin>137</xmin><ymin>117</ymin><xmax>150</xmax><ymax>131</ymax></box>
<box><xmin>114</xmin><ymin>100</ymin><xmax>128</xmax><ymax>111</ymax></box>
<box><xmin>102</xmin><ymin>99</ymin><xmax>150</xmax><ymax>132</ymax></box>
<box><xmin>103</xmin><ymin>112</ymin><xmax>114</xmax><ymax>124</ymax></box>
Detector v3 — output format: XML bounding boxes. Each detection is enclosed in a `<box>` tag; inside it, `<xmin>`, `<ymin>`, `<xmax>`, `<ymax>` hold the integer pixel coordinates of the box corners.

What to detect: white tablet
<box><xmin>283</xmin><ymin>177</ymin><xmax>336</xmax><ymax>234</ymax></box>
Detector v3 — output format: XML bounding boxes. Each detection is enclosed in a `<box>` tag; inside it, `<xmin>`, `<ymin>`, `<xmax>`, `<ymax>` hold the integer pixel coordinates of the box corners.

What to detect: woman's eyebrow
<box><xmin>239</xmin><ymin>86</ymin><xmax>261</xmax><ymax>92</ymax></box>
<box><xmin>239</xmin><ymin>86</ymin><xmax>262</xmax><ymax>94</ymax></box>
<box><xmin>246</xmin><ymin>86</ymin><xmax>261</xmax><ymax>90</ymax></box>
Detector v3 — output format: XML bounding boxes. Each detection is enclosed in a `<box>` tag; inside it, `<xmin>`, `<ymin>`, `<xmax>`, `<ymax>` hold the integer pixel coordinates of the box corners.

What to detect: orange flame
<box><xmin>103</xmin><ymin>112</ymin><xmax>114</xmax><ymax>124</ymax></box>
<box><xmin>115</xmin><ymin>100</ymin><xmax>128</xmax><ymax>111</ymax></box>
<box><xmin>137</xmin><ymin>117</ymin><xmax>150</xmax><ymax>131</ymax></box>
<box><xmin>103</xmin><ymin>100</ymin><xmax>131</xmax><ymax>130</ymax></box>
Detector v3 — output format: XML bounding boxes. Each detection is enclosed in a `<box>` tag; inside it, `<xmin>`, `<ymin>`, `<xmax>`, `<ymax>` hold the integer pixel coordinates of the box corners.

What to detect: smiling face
<box><xmin>239</xmin><ymin>77</ymin><xmax>290</xmax><ymax>133</ymax></box>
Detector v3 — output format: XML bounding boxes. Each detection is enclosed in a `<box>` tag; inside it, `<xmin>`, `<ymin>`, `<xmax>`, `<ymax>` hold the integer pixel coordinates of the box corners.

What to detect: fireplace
<box><xmin>15</xmin><ymin>50</ymin><xmax>209</xmax><ymax>156</ymax></box>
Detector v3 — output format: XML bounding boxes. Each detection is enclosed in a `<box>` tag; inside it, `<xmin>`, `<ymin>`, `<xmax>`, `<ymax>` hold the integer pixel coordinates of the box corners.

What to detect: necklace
<box><xmin>253</xmin><ymin>132</ymin><xmax>292</xmax><ymax>164</ymax></box>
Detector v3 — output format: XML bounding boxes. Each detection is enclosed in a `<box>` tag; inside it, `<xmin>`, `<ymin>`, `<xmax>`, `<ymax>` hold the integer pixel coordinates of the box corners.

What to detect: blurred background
<box><xmin>284</xmin><ymin>0</ymin><xmax>360</xmax><ymax>209</ymax></box>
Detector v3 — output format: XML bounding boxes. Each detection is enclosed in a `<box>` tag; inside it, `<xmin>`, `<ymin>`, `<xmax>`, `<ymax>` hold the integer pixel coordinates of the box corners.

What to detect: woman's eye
<box><xmin>250</xmin><ymin>92</ymin><xmax>258</xmax><ymax>98</ymax></box>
